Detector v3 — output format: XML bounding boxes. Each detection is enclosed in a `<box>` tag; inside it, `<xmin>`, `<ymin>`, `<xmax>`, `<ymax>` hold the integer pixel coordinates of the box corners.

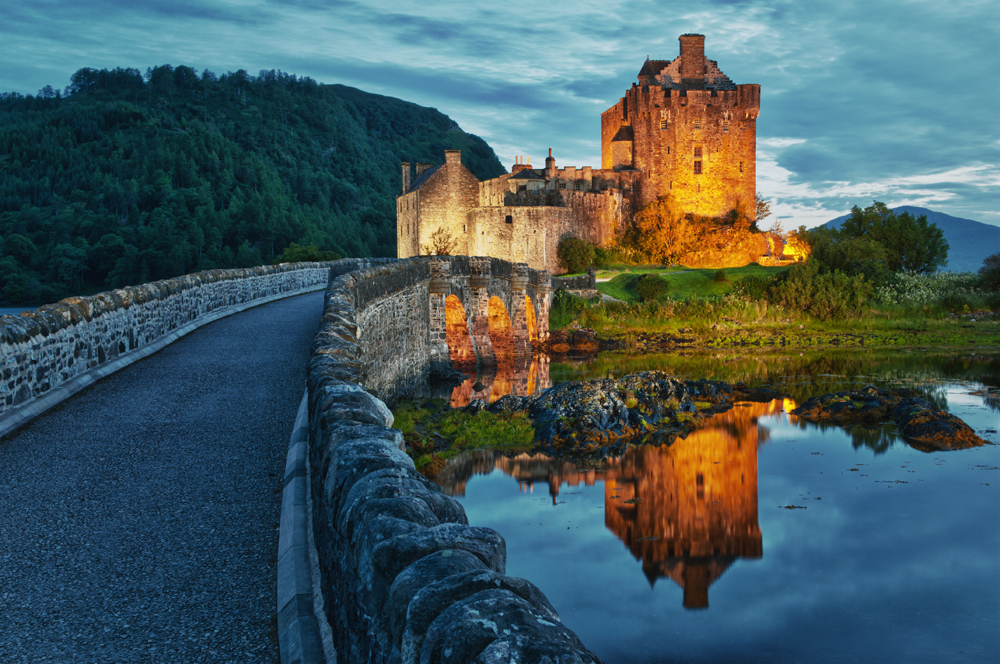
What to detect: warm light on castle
<box><xmin>397</xmin><ymin>34</ymin><xmax>761</xmax><ymax>273</ymax></box>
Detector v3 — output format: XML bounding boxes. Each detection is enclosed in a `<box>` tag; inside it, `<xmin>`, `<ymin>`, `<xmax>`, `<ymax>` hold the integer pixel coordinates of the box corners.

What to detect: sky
<box><xmin>1</xmin><ymin>0</ymin><xmax>998</xmax><ymax>228</ymax></box>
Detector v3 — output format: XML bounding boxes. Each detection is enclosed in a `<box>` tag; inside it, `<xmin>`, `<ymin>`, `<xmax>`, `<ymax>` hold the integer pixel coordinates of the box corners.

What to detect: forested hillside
<box><xmin>0</xmin><ymin>65</ymin><xmax>505</xmax><ymax>303</ymax></box>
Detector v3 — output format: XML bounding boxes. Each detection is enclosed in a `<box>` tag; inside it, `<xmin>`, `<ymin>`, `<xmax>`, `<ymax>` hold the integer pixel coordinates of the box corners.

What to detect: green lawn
<box><xmin>596</xmin><ymin>264</ymin><xmax>790</xmax><ymax>302</ymax></box>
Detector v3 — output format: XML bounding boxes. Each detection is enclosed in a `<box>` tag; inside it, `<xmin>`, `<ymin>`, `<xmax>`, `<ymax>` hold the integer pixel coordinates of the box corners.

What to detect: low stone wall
<box><xmin>552</xmin><ymin>270</ymin><xmax>597</xmax><ymax>291</ymax></box>
<box><xmin>0</xmin><ymin>261</ymin><xmax>354</xmax><ymax>421</ymax></box>
<box><xmin>308</xmin><ymin>257</ymin><xmax>601</xmax><ymax>663</ymax></box>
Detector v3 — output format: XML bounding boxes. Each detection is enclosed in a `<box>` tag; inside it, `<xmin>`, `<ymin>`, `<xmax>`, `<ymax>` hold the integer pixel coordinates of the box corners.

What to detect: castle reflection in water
<box><xmin>437</xmin><ymin>375</ymin><xmax>792</xmax><ymax>609</ymax></box>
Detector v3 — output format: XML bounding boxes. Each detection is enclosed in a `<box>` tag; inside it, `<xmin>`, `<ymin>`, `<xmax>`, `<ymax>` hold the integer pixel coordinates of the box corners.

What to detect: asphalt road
<box><xmin>0</xmin><ymin>291</ymin><xmax>325</xmax><ymax>663</ymax></box>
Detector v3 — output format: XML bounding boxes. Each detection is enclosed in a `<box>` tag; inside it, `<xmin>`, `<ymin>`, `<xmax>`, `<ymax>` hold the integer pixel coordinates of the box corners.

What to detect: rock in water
<box><xmin>791</xmin><ymin>385</ymin><xmax>986</xmax><ymax>451</ymax></box>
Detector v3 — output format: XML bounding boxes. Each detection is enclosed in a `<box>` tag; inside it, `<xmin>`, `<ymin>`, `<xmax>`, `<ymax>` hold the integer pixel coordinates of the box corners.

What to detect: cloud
<box><xmin>0</xmin><ymin>0</ymin><xmax>997</xmax><ymax>226</ymax></box>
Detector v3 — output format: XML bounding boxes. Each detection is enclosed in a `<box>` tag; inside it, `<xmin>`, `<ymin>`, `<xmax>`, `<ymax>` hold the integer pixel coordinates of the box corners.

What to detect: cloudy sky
<box><xmin>1</xmin><ymin>0</ymin><xmax>998</xmax><ymax>228</ymax></box>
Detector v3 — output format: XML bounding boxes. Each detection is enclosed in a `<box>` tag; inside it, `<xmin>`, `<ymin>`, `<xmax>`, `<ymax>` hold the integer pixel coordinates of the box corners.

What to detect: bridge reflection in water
<box><xmin>448</xmin><ymin>355</ymin><xmax>552</xmax><ymax>407</ymax></box>
<box><xmin>435</xmin><ymin>400</ymin><xmax>793</xmax><ymax>609</ymax></box>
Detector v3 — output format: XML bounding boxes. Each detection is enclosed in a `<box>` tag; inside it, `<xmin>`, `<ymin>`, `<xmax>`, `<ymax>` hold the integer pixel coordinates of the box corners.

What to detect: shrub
<box><xmin>874</xmin><ymin>271</ymin><xmax>981</xmax><ymax>306</ymax></box>
<box><xmin>734</xmin><ymin>274</ymin><xmax>771</xmax><ymax>300</ymax></box>
<box><xmin>550</xmin><ymin>288</ymin><xmax>588</xmax><ymax>329</ymax></box>
<box><xmin>979</xmin><ymin>252</ymin><xmax>1000</xmax><ymax>292</ymax></box>
<box><xmin>557</xmin><ymin>237</ymin><xmax>596</xmax><ymax>274</ymax></box>
<box><xmin>768</xmin><ymin>261</ymin><xmax>872</xmax><ymax>320</ymax></box>
<box><xmin>634</xmin><ymin>274</ymin><xmax>669</xmax><ymax>301</ymax></box>
<box><xmin>712</xmin><ymin>269</ymin><xmax>729</xmax><ymax>283</ymax></box>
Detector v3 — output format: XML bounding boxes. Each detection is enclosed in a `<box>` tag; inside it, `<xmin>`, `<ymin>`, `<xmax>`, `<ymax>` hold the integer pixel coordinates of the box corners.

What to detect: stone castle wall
<box><xmin>307</xmin><ymin>256</ymin><xmax>599</xmax><ymax>662</ymax></box>
<box><xmin>0</xmin><ymin>262</ymin><xmax>345</xmax><ymax>422</ymax></box>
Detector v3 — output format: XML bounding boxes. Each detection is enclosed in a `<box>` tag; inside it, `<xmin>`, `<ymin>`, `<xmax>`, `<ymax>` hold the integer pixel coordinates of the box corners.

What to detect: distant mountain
<box><xmin>823</xmin><ymin>206</ymin><xmax>999</xmax><ymax>273</ymax></box>
<box><xmin>0</xmin><ymin>65</ymin><xmax>506</xmax><ymax>303</ymax></box>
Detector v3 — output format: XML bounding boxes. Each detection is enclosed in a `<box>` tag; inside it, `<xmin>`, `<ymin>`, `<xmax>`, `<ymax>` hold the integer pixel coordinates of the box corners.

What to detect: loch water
<box><xmin>436</xmin><ymin>350</ymin><xmax>1000</xmax><ymax>663</ymax></box>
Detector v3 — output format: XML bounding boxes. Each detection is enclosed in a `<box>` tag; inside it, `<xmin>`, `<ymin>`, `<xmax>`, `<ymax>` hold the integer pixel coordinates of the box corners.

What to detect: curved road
<box><xmin>0</xmin><ymin>291</ymin><xmax>325</xmax><ymax>663</ymax></box>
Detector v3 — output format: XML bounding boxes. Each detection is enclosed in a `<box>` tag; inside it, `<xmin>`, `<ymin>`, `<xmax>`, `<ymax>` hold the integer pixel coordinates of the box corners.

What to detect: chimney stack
<box><xmin>445</xmin><ymin>150</ymin><xmax>462</xmax><ymax>165</ymax></box>
<box><xmin>679</xmin><ymin>34</ymin><xmax>706</xmax><ymax>81</ymax></box>
<box><xmin>415</xmin><ymin>162</ymin><xmax>433</xmax><ymax>176</ymax></box>
<box><xmin>545</xmin><ymin>148</ymin><xmax>556</xmax><ymax>178</ymax></box>
<box><xmin>401</xmin><ymin>161</ymin><xmax>410</xmax><ymax>194</ymax></box>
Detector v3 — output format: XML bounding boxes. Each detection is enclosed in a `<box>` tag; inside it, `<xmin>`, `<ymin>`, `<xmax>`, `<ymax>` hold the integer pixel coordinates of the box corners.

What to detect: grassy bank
<box><xmin>551</xmin><ymin>264</ymin><xmax>999</xmax><ymax>349</ymax></box>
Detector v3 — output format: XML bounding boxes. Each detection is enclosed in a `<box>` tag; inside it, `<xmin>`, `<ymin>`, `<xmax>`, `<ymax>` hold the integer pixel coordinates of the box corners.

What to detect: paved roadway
<box><xmin>0</xmin><ymin>291</ymin><xmax>325</xmax><ymax>663</ymax></box>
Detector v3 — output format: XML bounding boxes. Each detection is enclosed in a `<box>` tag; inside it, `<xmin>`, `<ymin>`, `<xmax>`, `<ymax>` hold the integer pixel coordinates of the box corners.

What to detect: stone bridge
<box><xmin>0</xmin><ymin>257</ymin><xmax>601</xmax><ymax>663</ymax></box>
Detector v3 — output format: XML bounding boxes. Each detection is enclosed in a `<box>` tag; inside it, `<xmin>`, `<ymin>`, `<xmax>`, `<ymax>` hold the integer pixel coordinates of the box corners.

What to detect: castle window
<box><xmin>694</xmin><ymin>161</ymin><xmax>702</xmax><ymax>174</ymax></box>
<box><xmin>505</xmin><ymin>215</ymin><xmax>513</xmax><ymax>224</ymax></box>
<box><xmin>659</xmin><ymin>119</ymin><xmax>668</xmax><ymax>130</ymax></box>
<box><xmin>667</xmin><ymin>147</ymin><xmax>670</xmax><ymax>155</ymax></box>
<box><xmin>694</xmin><ymin>118</ymin><xmax>702</xmax><ymax>129</ymax></box>
<box><xmin>693</xmin><ymin>147</ymin><xmax>702</xmax><ymax>158</ymax></box>
<box><xmin>518</xmin><ymin>185</ymin><xmax>526</xmax><ymax>192</ymax></box>
<box><xmin>723</xmin><ymin>120</ymin><xmax>730</xmax><ymax>133</ymax></box>
<box><xmin>740</xmin><ymin>161</ymin><xmax>744</xmax><ymax>173</ymax></box>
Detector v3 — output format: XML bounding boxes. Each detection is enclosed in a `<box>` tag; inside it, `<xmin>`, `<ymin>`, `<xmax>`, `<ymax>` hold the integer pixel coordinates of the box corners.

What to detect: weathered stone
<box><xmin>400</xmin><ymin>570</ymin><xmax>557</xmax><ymax>660</ymax></box>
<box><xmin>418</xmin><ymin>589</ymin><xmax>597</xmax><ymax>664</ymax></box>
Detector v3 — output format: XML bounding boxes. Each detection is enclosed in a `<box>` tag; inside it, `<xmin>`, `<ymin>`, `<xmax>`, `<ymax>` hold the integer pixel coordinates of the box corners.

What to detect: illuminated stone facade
<box><xmin>602</xmin><ymin>33</ymin><xmax>760</xmax><ymax>216</ymax></box>
<box><xmin>397</xmin><ymin>34</ymin><xmax>759</xmax><ymax>273</ymax></box>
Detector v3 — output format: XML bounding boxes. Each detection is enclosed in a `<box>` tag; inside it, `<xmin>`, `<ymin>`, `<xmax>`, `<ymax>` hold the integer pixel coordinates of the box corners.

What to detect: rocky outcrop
<box><xmin>469</xmin><ymin>371</ymin><xmax>783</xmax><ymax>460</ymax></box>
<box><xmin>792</xmin><ymin>385</ymin><xmax>986</xmax><ymax>451</ymax></box>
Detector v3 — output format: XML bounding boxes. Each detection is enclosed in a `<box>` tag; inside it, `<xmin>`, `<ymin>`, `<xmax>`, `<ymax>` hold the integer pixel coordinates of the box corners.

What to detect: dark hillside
<box><xmin>0</xmin><ymin>66</ymin><xmax>505</xmax><ymax>303</ymax></box>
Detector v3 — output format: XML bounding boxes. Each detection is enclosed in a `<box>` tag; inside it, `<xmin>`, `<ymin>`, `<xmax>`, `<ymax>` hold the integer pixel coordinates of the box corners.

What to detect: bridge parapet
<box><xmin>307</xmin><ymin>256</ymin><xmax>600</xmax><ymax>663</ymax></box>
<box><xmin>0</xmin><ymin>260</ymin><xmax>388</xmax><ymax>435</ymax></box>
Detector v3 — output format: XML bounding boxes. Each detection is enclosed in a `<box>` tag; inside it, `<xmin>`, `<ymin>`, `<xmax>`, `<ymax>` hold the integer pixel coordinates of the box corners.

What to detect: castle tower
<box><xmin>601</xmin><ymin>34</ymin><xmax>760</xmax><ymax>218</ymax></box>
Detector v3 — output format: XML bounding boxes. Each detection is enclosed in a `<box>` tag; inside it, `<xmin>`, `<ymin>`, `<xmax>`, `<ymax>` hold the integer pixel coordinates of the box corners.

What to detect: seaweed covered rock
<box><xmin>792</xmin><ymin>385</ymin><xmax>986</xmax><ymax>451</ymax></box>
<box><xmin>892</xmin><ymin>398</ymin><xmax>987</xmax><ymax>451</ymax></box>
<box><xmin>473</xmin><ymin>371</ymin><xmax>783</xmax><ymax>458</ymax></box>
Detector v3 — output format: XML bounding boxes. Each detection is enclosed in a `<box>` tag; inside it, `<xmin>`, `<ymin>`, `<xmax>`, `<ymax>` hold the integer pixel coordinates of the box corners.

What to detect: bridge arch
<box><xmin>445</xmin><ymin>295</ymin><xmax>476</xmax><ymax>370</ymax></box>
<box><xmin>487</xmin><ymin>296</ymin><xmax>514</xmax><ymax>360</ymax></box>
<box><xmin>525</xmin><ymin>294</ymin><xmax>538</xmax><ymax>344</ymax></box>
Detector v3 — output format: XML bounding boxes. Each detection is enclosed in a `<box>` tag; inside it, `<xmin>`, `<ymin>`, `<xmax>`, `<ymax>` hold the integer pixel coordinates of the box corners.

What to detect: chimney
<box><xmin>415</xmin><ymin>162</ymin><xmax>433</xmax><ymax>176</ymax></box>
<box><xmin>679</xmin><ymin>34</ymin><xmax>706</xmax><ymax>81</ymax></box>
<box><xmin>401</xmin><ymin>161</ymin><xmax>411</xmax><ymax>194</ymax></box>
<box><xmin>445</xmin><ymin>150</ymin><xmax>462</xmax><ymax>165</ymax></box>
<box><xmin>512</xmin><ymin>154</ymin><xmax>532</xmax><ymax>174</ymax></box>
<box><xmin>545</xmin><ymin>148</ymin><xmax>556</xmax><ymax>178</ymax></box>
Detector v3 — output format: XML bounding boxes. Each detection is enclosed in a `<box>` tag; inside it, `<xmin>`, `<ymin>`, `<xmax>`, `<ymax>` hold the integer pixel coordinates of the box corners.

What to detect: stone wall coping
<box><xmin>0</xmin><ymin>279</ymin><xmax>327</xmax><ymax>439</ymax></box>
<box><xmin>307</xmin><ymin>255</ymin><xmax>601</xmax><ymax>663</ymax></box>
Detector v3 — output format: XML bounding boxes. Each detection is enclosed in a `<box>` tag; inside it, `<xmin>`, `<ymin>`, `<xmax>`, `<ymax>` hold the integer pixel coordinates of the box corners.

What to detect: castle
<box><xmin>397</xmin><ymin>34</ymin><xmax>760</xmax><ymax>274</ymax></box>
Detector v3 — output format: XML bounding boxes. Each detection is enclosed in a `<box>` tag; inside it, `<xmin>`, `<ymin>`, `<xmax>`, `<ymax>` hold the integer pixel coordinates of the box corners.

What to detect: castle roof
<box><xmin>611</xmin><ymin>126</ymin><xmax>634</xmax><ymax>142</ymax></box>
<box><xmin>406</xmin><ymin>164</ymin><xmax>441</xmax><ymax>192</ymax></box>
<box><xmin>510</xmin><ymin>169</ymin><xmax>546</xmax><ymax>180</ymax></box>
<box><xmin>638</xmin><ymin>59</ymin><xmax>671</xmax><ymax>78</ymax></box>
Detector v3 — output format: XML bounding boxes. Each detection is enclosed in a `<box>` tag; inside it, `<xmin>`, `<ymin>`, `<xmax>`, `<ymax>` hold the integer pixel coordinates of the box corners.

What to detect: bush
<box><xmin>979</xmin><ymin>252</ymin><xmax>1000</xmax><ymax>292</ymax></box>
<box><xmin>712</xmin><ymin>269</ymin><xmax>729</xmax><ymax>283</ymax></box>
<box><xmin>874</xmin><ymin>271</ymin><xmax>981</xmax><ymax>306</ymax></box>
<box><xmin>734</xmin><ymin>274</ymin><xmax>772</xmax><ymax>300</ymax></box>
<box><xmin>634</xmin><ymin>274</ymin><xmax>669</xmax><ymax>301</ymax></box>
<box><xmin>768</xmin><ymin>261</ymin><xmax>872</xmax><ymax>320</ymax></box>
<box><xmin>557</xmin><ymin>237</ymin><xmax>596</xmax><ymax>274</ymax></box>
<box><xmin>550</xmin><ymin>288</ymin><xmax>588</xmax><ymax>329</ymax></box>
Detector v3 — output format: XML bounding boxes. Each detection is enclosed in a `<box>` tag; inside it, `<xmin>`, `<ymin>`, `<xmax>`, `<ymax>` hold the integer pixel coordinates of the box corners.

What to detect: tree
<box><xmin>979</xmin><ymin>252</ymin><xmax>1000</xmax><ymax>292</ymax></box>
<box><xmin>631</xmin><ymin>200</ymin><xmax>698</xmax><ymax>264</ymax></box>
<box><xmin>755</xmin><ymin>193</ymin><xmax>772</xmax><ymax>224</ymax></box>
<box><xmin>840</xmin><ymin>201</ymin><xmax>948</xmax><ymax>274</ymax></box>
<box><xmin>557</xmin><ymin>237</ymin><xmax>596</xmax><ymax>274</ymax></box>
<box><xmin>422</xmin><ymin>228</ymin><xmax>457</xmax><ymax>256</ymax></box>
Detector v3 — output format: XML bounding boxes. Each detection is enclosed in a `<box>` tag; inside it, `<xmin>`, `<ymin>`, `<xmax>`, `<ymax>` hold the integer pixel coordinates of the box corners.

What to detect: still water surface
<box><xmin>437</xmin><ymin>351</ymin><xmax>999</xmax><ymax>663</ymax></box>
